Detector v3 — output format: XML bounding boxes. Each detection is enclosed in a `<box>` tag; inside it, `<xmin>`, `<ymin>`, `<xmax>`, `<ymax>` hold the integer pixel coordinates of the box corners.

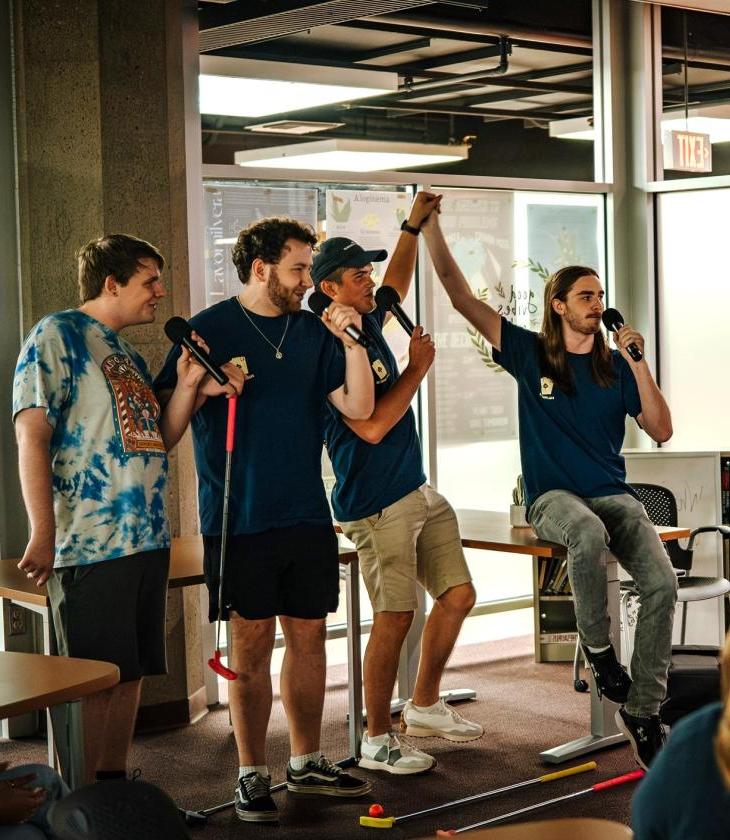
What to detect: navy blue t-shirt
<box><xmin>155</xmin><ymin>298</ymin><xmax>345</xmax><ymax>536</ymax></box>
<box><xmin>632</xmin><ymin>702</ymin><xmax>730</xmax><ymax>840</ymax></box>
<box><xmin>493</xmin><ymin>318</ymin><xmax>642</xmax><ymax>510</ymax></box>
<box><xmin>324</xmin><ymin>308</ymin><xmax>426</xmax><ymax>522</ymax></box>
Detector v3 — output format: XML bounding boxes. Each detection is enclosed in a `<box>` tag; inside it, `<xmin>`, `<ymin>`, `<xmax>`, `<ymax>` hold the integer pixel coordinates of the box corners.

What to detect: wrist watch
<box><xmin>400</xmin><ymin>219</ymin><xmax>421</xmax><ymax>236</ymax></box>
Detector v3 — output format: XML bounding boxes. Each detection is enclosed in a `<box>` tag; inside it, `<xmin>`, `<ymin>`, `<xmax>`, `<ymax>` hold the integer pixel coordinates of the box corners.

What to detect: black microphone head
<box><xmin>308</xmin><ymin>290</ymin><xmax>331</xmax><ymax>317</ymax></box>
<box><xmin>375</xmin><ymin>285</ymin><xmax>401</xmax><ymax>311</ymax></box>
<box><xmin>601</xmin><ymin>308</ymin><xmax>624</xmax><ymax>332</ymax></box>
<box><xmin>164</xmin><ymin>316</ymin><xmax>192</xmax><ymax>344</ymax></box>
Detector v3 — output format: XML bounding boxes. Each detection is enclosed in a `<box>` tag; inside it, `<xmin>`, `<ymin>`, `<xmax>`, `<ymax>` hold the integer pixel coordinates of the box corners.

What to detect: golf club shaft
<box><xmin>215</xmin><ymin>395</ymin><xmax>237</xmax><ymax>651</ymax></box>
<box><xmin>451</xmin><ymin>770</ymin><xmax>644</xmax><ymax>834</ymax></box>
<box><xmin>397</xmin><ymin>762</ymin><xmax>595</xmax><ymax>825</ymax></box>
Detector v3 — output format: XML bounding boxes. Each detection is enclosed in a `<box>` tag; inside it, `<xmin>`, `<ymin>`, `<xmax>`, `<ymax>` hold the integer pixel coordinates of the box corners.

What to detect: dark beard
<box><xmin>266</xmin><ymin>266</ymin><xmax>300</xmax><ymax>314</ymax></box>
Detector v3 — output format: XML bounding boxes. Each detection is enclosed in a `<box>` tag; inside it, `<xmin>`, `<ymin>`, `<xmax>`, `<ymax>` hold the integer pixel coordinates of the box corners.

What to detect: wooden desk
<box><xmin>0</xmin><ymin>651</ymin><xmax>118</xmax><ymax>788</ymax></box>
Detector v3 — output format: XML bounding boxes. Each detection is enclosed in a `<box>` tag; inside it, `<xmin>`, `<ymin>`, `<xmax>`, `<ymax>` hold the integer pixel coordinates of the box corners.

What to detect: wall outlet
<box><xmin>9</xmin><ymin>605</ymin><xmax>27</xmax><ymax>636</ymax></box>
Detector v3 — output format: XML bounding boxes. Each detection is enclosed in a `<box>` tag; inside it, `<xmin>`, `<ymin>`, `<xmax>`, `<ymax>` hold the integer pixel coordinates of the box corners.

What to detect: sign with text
<box><xmin>663</xmin><ymin>129</ymin><xmax>712</xmax><ymax>173</ymax></box>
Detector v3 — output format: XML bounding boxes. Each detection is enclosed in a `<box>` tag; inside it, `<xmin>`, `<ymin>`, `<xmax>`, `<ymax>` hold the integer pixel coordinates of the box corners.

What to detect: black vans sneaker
<box><xmin>286</xmin><ymin>755</ymin><xmax>371</xmax><ymax>797</ymax></box>
<box><xmin>616</xmin><ymin>707</ymin><xmax>667</xmax><ymax>770</ymax></box>
<box><xmin>582</xmin><ymin>643</ymin><xmax>632</xmax><ymax>704</ymax></box>
<box><xmin>234</xmin><ymin>772</ymin><xmax>278</xmax><ymax>823</ymax></box>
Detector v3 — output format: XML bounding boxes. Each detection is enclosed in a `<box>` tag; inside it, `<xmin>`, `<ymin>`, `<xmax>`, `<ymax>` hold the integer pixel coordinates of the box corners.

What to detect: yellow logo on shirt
<box><xmin>372</xmin><ymin>359</ymin><xmax>389</xmax><ymax>382</ymax></box>
<box><xmin>540</xmin><ymin>376</ymin><xmax>555</xmax><ymax>400</ymax></box>
<box><xmin>230</xmin><ymin>356</ymin><xmax>255</xmax><ymax>381</ymax></box>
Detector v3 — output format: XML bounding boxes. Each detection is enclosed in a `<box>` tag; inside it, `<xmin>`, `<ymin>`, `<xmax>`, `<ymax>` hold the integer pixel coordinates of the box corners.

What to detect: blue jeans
<box><xmin>530</xmin><ymin>490</ymin><xmax>678</xmax><ymax>716</ymax></box>
<box><xmin>0</xmin><ymin>764</ymin><xmax>68</xmax><ymax>839</ymax></box>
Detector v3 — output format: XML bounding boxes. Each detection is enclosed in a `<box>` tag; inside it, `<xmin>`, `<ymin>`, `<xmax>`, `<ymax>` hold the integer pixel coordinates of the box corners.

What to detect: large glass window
<box><xmin>426</xmin><ymin>187</ymin><xmax>605</xmax><ymax>615</ymax></box>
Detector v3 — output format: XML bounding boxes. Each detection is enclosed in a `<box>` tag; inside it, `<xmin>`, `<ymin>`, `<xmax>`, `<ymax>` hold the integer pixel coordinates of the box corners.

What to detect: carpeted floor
<box><xmin>2</xmin><ymin>636</ymin><xmax>641</xmax><ymax>838</ymax></box>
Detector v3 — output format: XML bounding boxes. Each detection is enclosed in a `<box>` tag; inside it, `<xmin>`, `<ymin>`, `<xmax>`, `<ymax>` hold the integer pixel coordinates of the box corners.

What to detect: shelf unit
<box><xmin>533</xmin><ymin>556</ymin><xmax>577</xmax><ymax>663</ymax></box>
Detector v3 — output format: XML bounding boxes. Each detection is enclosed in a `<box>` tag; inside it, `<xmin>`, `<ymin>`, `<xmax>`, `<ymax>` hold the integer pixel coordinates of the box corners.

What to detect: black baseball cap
<box><xmin>311</xmin><ymin>237</ymin><xmax>387</xmax><ymax>285</ymax></box>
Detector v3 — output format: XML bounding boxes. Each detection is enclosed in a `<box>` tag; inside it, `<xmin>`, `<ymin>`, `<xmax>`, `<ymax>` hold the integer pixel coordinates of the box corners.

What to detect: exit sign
<box><xmin>664</xmin><ymin>130</ymin><xmax>712</xmax><ymax>173</ymax></box>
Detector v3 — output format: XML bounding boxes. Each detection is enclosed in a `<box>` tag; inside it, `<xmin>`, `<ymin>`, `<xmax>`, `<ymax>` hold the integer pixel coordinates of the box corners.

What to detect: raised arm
<box><xmin>613</xmin><ymin>325</ymin><xmax>673</xmax><ymax>444</ymax></box>
<box><xmin>421</xmin><ymin>211</ymin><xmax>503</xmax><ymax>351</ymax></box>
<box><xmin>383</xmin><ymin>191</ymin><xmax>441</xmax><ymax>304</ymax></box>
<box><xmin>15</xmin><ymin>408</ymin><xmax>56</xmax><ymax>587</ymax></box>
<box><xmin>344</xmin><ymin>326</ymin><xmax>434</xmax><ymax>444</ymax></box>
<box><xmin>323</xmin><ymin>302</ymin><xmax>374</xmax><ymax>420</ymax></box>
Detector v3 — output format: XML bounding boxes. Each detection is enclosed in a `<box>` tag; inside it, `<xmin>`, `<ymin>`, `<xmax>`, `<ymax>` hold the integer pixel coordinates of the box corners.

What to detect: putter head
<box><xmin>359</xmin><ymin>815</ymin><xmax>395</xmax><ymax>828</ymax></box>
<box><xmin>436</xmin><ymin>831</ymin><xmax>456</xmax><ymax>837</ymax></box>
<box><xmin>208</xmin><ymin>650</ymin><xmax>237</xmax><ymax>681</ymax></box>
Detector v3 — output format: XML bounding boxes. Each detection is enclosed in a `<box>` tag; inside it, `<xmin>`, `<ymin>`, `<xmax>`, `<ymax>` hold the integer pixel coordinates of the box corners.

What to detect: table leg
<box><xmin>344</xmin><ymin>559</ymin><xmax>363</xmax><ymax>758</ymax></box>
<box><xmin>540</xmin><ymin>556</ymin><xmax>627</xmax><ymax>764</ymax></box>
<box><xmin>49</xmin><ymin>700</ymin><xmax>85</xmax><ymax>789</ymax></box>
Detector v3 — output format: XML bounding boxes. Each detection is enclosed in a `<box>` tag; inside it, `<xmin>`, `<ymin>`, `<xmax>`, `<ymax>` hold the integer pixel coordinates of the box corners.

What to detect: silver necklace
<box><xmin>236</xmin><ymin>297</ymin><xmax>290</xmax><ymax>360</ymax></box>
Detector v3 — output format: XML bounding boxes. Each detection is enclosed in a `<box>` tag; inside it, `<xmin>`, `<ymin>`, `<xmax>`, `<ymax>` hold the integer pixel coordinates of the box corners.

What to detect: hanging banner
<box><xmin>432</xmin><ymin>190</ymin><xmax>517</xmax><ymax>445</ymax></box>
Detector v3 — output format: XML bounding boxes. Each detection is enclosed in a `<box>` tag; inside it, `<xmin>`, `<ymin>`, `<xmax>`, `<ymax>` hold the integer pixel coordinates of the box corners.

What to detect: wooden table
<box><xmin>0</xmin><ymin>650</ymin><xmax>119</xmax><ymax>788</ymax></box>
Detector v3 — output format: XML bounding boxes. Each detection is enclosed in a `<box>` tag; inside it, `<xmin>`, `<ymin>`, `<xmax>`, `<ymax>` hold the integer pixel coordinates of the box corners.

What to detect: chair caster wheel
<box><xmin>574</xmin><ymin>679</ymin><xmax>589</xmax><ymax>693</ymax></box>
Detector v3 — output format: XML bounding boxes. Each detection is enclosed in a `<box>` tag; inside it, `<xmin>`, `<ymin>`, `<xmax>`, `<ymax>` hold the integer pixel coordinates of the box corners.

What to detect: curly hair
<box><xmin>231</xmin><ymin>217</ymin><xmax>317</xmax><ymax>284</ymax></box>
<box><xmin>77</xmin><ymin>234</ymin><xmax>164</xmax><ymax>302</ymax></box>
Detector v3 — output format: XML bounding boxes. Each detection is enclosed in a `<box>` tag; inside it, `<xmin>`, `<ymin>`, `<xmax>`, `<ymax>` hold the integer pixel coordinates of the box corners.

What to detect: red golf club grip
<box><xmin>226</xmin><ymin>395</ymin><xmax>237</xmax><ymax>453</ymax></box>
<box><xmin>592</xmin><ymin>769</ymin><xmax>645</xmax><ymax>791</ymax></box>
<box><xmin>208</xmin><ymin>650</ymin><xmax>237</xmax><ymax>681</ymax></box>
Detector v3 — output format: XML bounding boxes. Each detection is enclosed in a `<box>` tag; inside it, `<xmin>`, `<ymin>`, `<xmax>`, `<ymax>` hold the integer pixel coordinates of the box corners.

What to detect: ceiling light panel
<box><xmin>199</xmin><ymin>55</ymin><xmax>397</xmax><ymax>119</ymax></box>
<box><xmin>234</xmin><ymin>139</ymin><xmax>469</xmax><ymax>172</ymax></box>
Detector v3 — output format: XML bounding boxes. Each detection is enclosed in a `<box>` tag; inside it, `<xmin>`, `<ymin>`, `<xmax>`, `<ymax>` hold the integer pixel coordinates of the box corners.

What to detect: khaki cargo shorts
<box><xmin>340</xmin><ymin>484</ymin><xmax>471</xmax><ymax>613</ymax></box>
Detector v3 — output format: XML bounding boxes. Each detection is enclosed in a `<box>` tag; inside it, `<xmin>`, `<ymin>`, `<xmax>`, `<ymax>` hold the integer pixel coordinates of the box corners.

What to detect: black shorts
<box><xmin>46</xmin><ymin>548</ymin><xmax>169</xmax><ymax>683</ymax></box>
<box><xmin>203</xmin><ymin>524</ymin><xmax>340</xmax><ymax>621</ymax></box>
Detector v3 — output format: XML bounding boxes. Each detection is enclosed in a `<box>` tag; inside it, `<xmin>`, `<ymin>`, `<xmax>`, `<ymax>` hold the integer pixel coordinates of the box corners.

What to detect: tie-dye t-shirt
<box><xmin>12</xmin><ymin>310</ymin><xmax>170</xmax><ymax>568</ymax></box>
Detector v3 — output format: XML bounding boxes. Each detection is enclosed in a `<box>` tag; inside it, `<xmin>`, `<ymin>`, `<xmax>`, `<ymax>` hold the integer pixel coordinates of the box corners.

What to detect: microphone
<box><xmin>375</xmin><ymin>285</ymin><xmax>415</xmax><ymax>336</ymax></box>
<box><xmin>164</xmin><ymin>316</ymin><xmax>229</xmax><ymax>386</ymax></box>
<box><xmin>601</xmin><ymin>308</ymin><xmax>643</xmax><ymax>362</ymax></box>
<box><xmin>308</xmin><ymin>291</ymin><xmax>371</xmax><ymax>349</ymax></box>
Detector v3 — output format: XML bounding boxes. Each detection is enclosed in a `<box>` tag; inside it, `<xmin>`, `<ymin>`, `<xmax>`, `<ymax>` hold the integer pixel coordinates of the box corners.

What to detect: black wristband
<box><xmin>400</xmin><ymin>219</ymin><xmax>421</xmax><ymax>236</ymax></box>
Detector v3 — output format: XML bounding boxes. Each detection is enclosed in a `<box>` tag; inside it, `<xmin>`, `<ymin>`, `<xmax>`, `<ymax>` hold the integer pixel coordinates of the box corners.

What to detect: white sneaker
<box><xmin>400</xmin><ymin>699</ymin><xmax>484</xmax><ymax>742</ymax></box>
<box><xmin>358</xmin><ymin>731</ymin><xmax>435</xmax><ymax>775</ymax></box>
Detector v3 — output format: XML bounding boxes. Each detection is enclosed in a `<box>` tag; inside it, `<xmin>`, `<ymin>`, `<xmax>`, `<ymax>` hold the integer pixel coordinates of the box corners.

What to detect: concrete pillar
<box><xmin>12</xmin><ymin>0</ymin><xmax>207</xmax><ymax>728</ymax></box>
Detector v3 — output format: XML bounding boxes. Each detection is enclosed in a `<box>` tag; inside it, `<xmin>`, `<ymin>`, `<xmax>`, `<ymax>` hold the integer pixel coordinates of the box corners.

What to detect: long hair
<box><xmin>715</xmin><ymin>630</ymin><xmax>730</xmax><ymax>789</ymax></box>
<box><xmin>537</xmin><ymin>265</ymin><xmax>615</xmax><ymax>395</ymax></box>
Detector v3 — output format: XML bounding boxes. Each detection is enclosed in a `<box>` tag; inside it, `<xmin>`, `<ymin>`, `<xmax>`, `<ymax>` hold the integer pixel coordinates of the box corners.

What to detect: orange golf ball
<box><xmin>368</xmin><ymin>804</ymin><xmax>384</xmax><ymax>818</ymax></box>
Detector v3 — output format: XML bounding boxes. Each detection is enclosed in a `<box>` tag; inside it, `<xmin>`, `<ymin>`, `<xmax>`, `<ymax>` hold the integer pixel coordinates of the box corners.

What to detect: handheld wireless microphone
<box><xmin>601</xmin><ymin>308</ymin><xmax>643</xmax><ymax>362</ymax></box>
<box><xmin>308</xmin><ymin>291</ymin><xmax>371</xmax><ymax>349</ymax></box>
<box><xmin>375</xmin><ymin>285</ymin><xmax>415</xmax><ymax>336</ymax></box>
<box><xmin>164</xmin><ymin>316</ymin><xmax>229</xmax><ymax>385</ymax></box>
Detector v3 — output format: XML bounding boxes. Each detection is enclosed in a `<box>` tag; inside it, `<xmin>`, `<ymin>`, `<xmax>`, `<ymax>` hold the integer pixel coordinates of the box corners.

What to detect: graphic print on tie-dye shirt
<box><xmin>12</xmin><ymin>310</ymin><xmax>170</xmax><ymax>568</ymax></box>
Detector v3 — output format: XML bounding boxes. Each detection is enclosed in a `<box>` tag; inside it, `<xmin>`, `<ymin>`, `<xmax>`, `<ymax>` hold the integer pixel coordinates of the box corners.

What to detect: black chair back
<box><xmin>49</xmin><ymin>780</ymin><xmax>192</xmax><ymax>840</ymax></box>
<box><xmin>632</xmin><ymin>482</ymin><xmax>692</xmax><ymax>572</ymax></box>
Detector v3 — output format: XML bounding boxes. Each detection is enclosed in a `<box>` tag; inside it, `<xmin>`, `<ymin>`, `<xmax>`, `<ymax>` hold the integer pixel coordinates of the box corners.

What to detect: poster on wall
<box><xmin>325</xmin><ymin>189</ymin><xmax>414</xmax><ymax>367</ymax></box>
<box><xmin>433</xmin><ymin>190</ymin><xmax>517</xmax><ymax>445</ymax></box>
<box><xmin>201</xmin><ymin>183</ymin><xmax>317</xmax><ymax>312</ymax></box>
<box><xmin>524</xmin><ymin>203</ymin><xmax>600</xmax><ymax>324</ymax></box>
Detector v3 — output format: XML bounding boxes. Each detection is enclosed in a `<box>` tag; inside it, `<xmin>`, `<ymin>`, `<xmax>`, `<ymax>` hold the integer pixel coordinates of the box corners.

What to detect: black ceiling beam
<box><xmin>353</xmin><ymin>100</ymin><xmax>584</xmax><ymax>121</ymax></box>
<box><xmin>398</xmin><ymin>60</ymin><xmax>593</xmax><ymax>99</ymax></box>
<box><xmin>338</xmin><ymin>20</ymin><xmax>592</xmax><ymax>56</ymax></box>
<box><xmin>398</xmin><ymin>43</ymin><xmax>505</xmax><ymax>71</ymax></box>
<box><xmin>353</xmin><ymin>37</ymin><xmax>431</xmax><ymax>62</ymax></box>
<box><xmin>383</xmin><ymin>76</ymin><xmax>591</xmax><ymax>107</ymax></box>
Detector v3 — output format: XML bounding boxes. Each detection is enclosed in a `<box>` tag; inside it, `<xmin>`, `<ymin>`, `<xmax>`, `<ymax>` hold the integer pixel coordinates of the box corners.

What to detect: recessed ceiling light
<box><xmin>245</xmin><ymin>120</ymin><xmax>346</xmax><ymax>135</ymax></box>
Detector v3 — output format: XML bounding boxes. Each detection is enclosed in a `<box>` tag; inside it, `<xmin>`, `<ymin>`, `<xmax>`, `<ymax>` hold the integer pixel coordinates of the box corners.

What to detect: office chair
<box><xmin>573</xmin><ymin>482</ymin><xmax>730</xmax><ymax>692</ymax></box>
<box><xmin>48</xmin><ymin>779</ymin><xmax>192</xmax><ymax>840</ymax></box>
